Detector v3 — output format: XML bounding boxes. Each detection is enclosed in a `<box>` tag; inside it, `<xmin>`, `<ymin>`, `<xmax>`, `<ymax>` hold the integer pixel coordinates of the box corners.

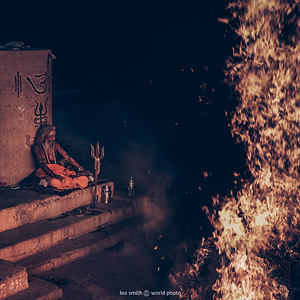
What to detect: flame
<box><xmin>170</xmin><ymin>0</ymin><xmax>299</xmax><ymax>299</ymax></box>
<box><xmin>212</xmin><ymin>0</ymin><xmax>300</xmax><ymax>299</ymax></box>
<box><xmin>169</xmin><ymin>238</ymin><xmax>215</xmax><ymax>299</ymax></box>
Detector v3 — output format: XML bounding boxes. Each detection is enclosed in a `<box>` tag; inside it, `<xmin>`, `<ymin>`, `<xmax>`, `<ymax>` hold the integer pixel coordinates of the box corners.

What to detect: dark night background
<box><xmin>1</xmin><ymin>0</ymin><xmax>247</xmax><ymax>283</ymax></box>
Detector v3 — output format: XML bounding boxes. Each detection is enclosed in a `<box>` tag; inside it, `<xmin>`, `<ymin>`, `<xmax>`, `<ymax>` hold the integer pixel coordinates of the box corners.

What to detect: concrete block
<box><xmin>0</xmin><ymin>259</ymin><xmax>28</xmax><ymax>299</ymax></box>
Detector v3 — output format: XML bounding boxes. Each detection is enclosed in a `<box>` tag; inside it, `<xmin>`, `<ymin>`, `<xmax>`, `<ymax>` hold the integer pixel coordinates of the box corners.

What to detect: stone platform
<box><xmin>0</xmin><ymin>181</ymin><xmax>114</xmax><ymax>233</ymax></box>
<box><xmin>0</xmin><ymin>184</ymin><xmax>148</xmax><ymax>299</ymax></box>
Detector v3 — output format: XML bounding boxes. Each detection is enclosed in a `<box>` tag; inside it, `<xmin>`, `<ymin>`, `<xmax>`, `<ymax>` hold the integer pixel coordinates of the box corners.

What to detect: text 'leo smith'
<box><xmin>120</xmin><ymin>290</ymin><xmax>182</xmax><ymax>296</ymax></box>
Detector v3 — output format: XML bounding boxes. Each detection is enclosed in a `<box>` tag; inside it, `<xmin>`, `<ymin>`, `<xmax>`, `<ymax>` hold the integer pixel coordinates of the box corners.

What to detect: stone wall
<box><xmin>0</xmin><ymin>49</ymin><xmax>53</xmax><ymax>185</ymax></box>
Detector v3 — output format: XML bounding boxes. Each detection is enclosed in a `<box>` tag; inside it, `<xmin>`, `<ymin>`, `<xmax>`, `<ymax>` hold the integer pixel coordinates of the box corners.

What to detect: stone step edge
<box><xmin>0</xmin><ymin>199</ymin><xmax>145</xmax><ymax>262</ymax></box>
<box><xmin>6</xmin><ymin>277</ymin><xmax>63</xmax><ymax>300</ymax></box>
<box><xmin>0</xmin><ymin>181</ymin><xmax>114</xmax><ymax>233</ymax></box>
<box><xmin>0</xmin><ymin>260</ymin><xmax>29</xmax><ymax>299</ymax></box>
<box><xmin>21</xmin><ymin>216</ymin><xmax>145</xmax><ymax>275</ymax></box>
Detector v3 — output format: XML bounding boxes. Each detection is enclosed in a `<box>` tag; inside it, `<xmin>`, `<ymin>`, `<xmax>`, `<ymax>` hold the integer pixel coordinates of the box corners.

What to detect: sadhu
<box><xmin>32</xmin><ymin>124</ymin><xmax>93</xmax><ymax>190</ymax></box>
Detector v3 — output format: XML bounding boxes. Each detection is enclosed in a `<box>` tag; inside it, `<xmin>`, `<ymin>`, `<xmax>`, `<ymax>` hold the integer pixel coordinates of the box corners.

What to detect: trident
<box><xmin>90</xmin><ymin>142</ymin><xmax>104</xmax><ymax>205</ymax></box>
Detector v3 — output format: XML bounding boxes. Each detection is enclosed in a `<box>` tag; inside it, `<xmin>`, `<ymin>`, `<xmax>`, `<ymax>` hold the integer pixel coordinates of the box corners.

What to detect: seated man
<box><xmin>32</xmin><ymin>124</ymin><xmax>92</xmax><ymax>190</ymax></box>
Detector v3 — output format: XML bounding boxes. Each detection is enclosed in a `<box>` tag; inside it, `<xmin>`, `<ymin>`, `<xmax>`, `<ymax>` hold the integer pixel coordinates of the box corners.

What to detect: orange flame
<box><xmin>169</xmin><ymin>0</ymin><xmax>299</xmax><ymax>299</ymax></box>
<box><xmin>212</xmin><ymin>0</ymin><xmax>299</xmax><ymax>299</ymax></box>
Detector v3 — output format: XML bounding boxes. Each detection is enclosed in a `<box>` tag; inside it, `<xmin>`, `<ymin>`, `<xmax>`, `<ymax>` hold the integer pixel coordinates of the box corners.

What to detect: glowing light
<box><xmin>203</xmin><ymin>171</ymin><xmax>209</xmax><ymax>178</ymax></box>
<box><xmin>218</xmin><ymin>18</ymin><xmax>229</xmax><ymax>24</ymax></box>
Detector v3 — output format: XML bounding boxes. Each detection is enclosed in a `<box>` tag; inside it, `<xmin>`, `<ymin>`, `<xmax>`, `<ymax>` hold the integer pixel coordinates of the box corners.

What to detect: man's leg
<box><xmin>45</xmin><ymin>176</ymin><xmax>63</xmax><ymax>189</ymax></box>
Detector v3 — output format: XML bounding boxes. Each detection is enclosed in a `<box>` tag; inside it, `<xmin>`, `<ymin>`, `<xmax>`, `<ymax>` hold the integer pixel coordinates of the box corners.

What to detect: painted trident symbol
<box><xmin>34</xmin><ymin>98</ymin><xmax>48</xmax><ymax>126</ymax></box>
<box><xmin>90</xmin><ymin>142</ymin><xmax>104</xmax><ymax>205</ymax></box>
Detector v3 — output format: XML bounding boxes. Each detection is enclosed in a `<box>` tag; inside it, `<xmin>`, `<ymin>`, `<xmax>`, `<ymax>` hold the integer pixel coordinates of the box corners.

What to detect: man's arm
<box><xmin>55</xmin><ymin>142</ymin><xmax>83</xmax><ymax>171</ymax></box>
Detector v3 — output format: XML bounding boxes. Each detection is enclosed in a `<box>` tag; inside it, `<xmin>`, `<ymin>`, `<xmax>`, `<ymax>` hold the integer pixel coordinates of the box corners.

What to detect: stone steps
<box><xmin>0</xmin><ymin>184</ymin><xmax>148</xmax><ymax>299</ymax></box>
<box><xmin>0</xmin><ymin>260</ymin><xmax>62</xmax><ymax>300</ymax></box>
<box><xmin>19</xmin><ymin>216</ymin><xmax>144</xmax><ymax>275</ymax></box>
<box><xmin>0</xmin><ymin>260</ymin><xmax>28</xmax><ymax>299</ymax></box>
<box><xmin>0</xmin><ymin>197</ymin><xmax>147</xmax><ymax>262</ymax></box>
<box><xmin>0</xmin><ymin>182</ymin><xmax>114</xmax><ymax>233</ymax></box>
<box><xmin>6</xmin><ymin>277</ymin><xmax>63</xmax><ymax>300</ymax></box>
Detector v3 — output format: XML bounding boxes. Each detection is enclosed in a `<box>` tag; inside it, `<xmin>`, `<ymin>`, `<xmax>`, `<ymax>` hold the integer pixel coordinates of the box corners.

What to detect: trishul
<box><xmin>90</xmin><ymin>142</ymin><xmax>104</xmax><ymax>204</ymax></box>
<box><xmin>34</xmin><ymin>98</ymin><xmax>48</xmax><ymax>127</ymax></box>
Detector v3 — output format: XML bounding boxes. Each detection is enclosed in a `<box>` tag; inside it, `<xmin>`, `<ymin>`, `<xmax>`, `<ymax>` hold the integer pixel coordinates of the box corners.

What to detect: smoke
<box><xmin>53</xmin><ymin>89</ymin><xmax>176</xmax><ymax>236</ymax></box>
<box><xmin>119</xmin><ymin>143</ymin><xmax>176</xmax><ymax>234</ymax></box>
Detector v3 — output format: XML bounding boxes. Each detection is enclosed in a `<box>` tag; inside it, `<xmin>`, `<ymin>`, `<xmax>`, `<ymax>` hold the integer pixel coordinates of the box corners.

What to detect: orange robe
<box><xmin>36</xmin><ymin>164</ymin><xmax>88</xmax><ymax>190</ymax></box>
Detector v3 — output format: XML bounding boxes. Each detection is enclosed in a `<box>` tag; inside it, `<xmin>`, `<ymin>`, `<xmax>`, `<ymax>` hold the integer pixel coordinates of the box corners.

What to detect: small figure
<box><xmin>128</xmin><ymin>176</ymin><xmax>135</xmax><ymax>197</ymax></box>
<box><xmin>32</xmin><ymin>124</ymin><xmax>93</xmax><ymax>190</ymax></box>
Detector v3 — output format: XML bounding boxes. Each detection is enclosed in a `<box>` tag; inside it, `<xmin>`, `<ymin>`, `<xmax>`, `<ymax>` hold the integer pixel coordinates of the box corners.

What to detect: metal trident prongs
<box><xmin>90</xmin><ymin>141</ymin><xmax>104</xmax><ymax>206</ymax></box>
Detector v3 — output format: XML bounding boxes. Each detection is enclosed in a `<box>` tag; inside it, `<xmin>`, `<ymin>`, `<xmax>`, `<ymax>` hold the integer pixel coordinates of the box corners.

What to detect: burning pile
<box><xmin>170</xmin><ymin>0</ymin><xmax>300</xmax><ymax>299</ymax></box>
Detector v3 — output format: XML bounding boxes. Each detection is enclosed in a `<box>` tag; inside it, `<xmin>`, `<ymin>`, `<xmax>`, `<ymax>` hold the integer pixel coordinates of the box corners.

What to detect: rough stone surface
<box><xmin>0</xmin><ymin>259</ymin><xmax>29</xmax><ymax>299</ymax></box>
<box><xmin>21</xmin><ymin>216</ymin><xmax>144</xmax><ymax>275</ymax></box>
<box><xmin>0</xmin><ymin>188</ymin><xmax>149</xmax><ymax>299</ymax></box>
<box><xmin>0</xmin><ymin>182</ymin><xmax>114</xmax><ymax>233</ymax></box>
<box><xmin>0</xmin><ymin>49</ymin><xmax>53</xmax><ymax>185</ymax></box>
<box><xmin>0</xmin><ymin>195</ymin><xmax>147</xmax><ymax>262</ymax></box>
<box><xmin>41</xmin><ymin>238</ymin><xmax>165</xmax><ymax>300</ymax></box>
<box><xmin>6</xmin><ymin>277</ymin><xmax>62</xmax><ymax>300</ymax></box>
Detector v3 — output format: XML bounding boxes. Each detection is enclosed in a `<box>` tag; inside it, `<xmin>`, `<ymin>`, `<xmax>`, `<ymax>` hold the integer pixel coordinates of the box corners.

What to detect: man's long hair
<box><xmin>34</xmin><ymin>124</ymin><xmax>56</xmax><ymax>144</ymax></box>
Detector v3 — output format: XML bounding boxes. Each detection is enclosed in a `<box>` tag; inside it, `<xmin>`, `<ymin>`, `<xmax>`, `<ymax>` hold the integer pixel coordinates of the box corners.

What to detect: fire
<box><xmin>213</xmin><ymin>0</ymin><xmax>299</xmax><ymax>298</ymax></box>
<box><xmin>169</xmin><ymin>237</ymin><xmax>216</xmax><ymax>299</ymax></box>
<box><xmin>170</xmin><ymin>0</ymin><xmax>299</xmax><ymax>299</ymax></box>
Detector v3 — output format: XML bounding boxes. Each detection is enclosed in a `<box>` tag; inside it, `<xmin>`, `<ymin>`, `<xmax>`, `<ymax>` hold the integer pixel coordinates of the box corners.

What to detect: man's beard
<box><xmin>43</xmin><ymin>139</ymin><xmax>55</xmax><ymax>151</ymax></box>
<box><xmin>43</xmin><ymin>139</ymin><xmax>56</xmax><ymax>164</ymax></box>
<box><xmin>48</xmin><ymin>140</ymin><xmax>55</xmax><ymax>148</ymax></box>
